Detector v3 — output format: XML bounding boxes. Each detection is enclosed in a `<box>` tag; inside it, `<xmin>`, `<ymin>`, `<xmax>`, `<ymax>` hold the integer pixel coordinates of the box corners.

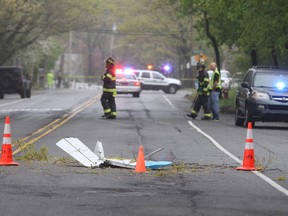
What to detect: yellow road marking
<box><xmin>13</xmin><ymin>94</ymin><xmax>101</xmax><ymax>155</ymax></box>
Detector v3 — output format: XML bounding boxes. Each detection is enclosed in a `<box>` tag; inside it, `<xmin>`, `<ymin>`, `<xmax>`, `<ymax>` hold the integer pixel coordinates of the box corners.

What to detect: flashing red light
<box><xmin>115</xmin><ymin>68</ymin><xmax>123</xmax><ymax>74</ymax></box>
<box><xmin>134</xmin><ymin>81</ymin><xmax>140</xmax><ymax>86</ymax></box>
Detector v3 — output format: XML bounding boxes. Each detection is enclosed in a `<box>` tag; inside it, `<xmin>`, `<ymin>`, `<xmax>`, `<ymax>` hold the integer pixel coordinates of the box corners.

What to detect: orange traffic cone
<box><xmin>0</xmin><ymin>116</ymin><xmax>19</xmax><ymax>166</ymax></box>
<box><xmin>135</xmin><ymin>145</ymin><xmax>146</xmax><ymax>173</ymax></box>
<box><xmin>236</xmin><ymin>122</ymin><xmax>255</xmax><ymax>171</ymax></box>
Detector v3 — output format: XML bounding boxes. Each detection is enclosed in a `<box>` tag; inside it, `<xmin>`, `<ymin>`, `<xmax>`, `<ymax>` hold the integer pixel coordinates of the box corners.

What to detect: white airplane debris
<box><xmin>56</xmin><ymin>137</ymin><xmax>104</xmax><ymax>167</ymax></box>
<box><xmin>56</xmin><ymin>137</ymin><xmax>172</xmax><ymax>169</ymax></box>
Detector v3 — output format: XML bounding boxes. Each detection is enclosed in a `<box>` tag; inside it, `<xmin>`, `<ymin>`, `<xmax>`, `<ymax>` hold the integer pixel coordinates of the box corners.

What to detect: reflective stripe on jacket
<box><xmin>102</xmin><ymin>68</ymin><xmax>116</xmax><ymax>94</ymax></box>
<box><xmin>210</xmin><ymin>69</ymin><xmax>222</xmax><ymax>91</ymax></box>
<box><xmin>198</xmin><ymin>70</ymin><xmax>210</xmax><ymax>96</ymax></box>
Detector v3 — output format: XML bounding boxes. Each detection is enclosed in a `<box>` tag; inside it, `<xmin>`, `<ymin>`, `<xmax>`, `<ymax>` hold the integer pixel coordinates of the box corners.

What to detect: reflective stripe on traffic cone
<box><xmin>236</xmin><ymin>122</ymin><xmax>255</xmax><ymax>171</ymax></box>
<box><xmin>0</xmin><ymin>116</ymin><xmax>19</xmax><ymax>166</ymax></box>
<box><xmin>135</xmin><ymin>145</ymin><xmax>146</xmax><ymax>173</ymax></box>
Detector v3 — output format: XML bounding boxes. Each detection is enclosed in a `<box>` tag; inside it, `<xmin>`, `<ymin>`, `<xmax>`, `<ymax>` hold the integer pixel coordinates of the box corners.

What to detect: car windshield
<box><xmin>116</xmin><ymin>73</ymin><xmax>136</xmax><ymax>80</ymax></box>
<box><xmin>221</xmin><ymin>72</ymin><xmax>230</xmax><ymax>78</ymax></box>
<box><xmin>253</xmin><ymin>72</ymin><xmax>288</xmax><ymax>88</ymax></box>
<box><xmin>208</xmin><ymin>70</ymin><xmax>230</xmax><ymax>79</ymax></box>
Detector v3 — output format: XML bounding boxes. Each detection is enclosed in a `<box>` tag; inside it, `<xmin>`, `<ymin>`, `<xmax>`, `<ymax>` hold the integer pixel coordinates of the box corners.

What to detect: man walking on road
<box><xmin>209</xmin><ymin>62</ymin><xmax>222</xmax><ymax>121</ymax></box>
<box><xmin>101</xmin><ymin>57</ymin><xmax>117</xmax><ymax>119</ymax></box>
<box><xmin>187</xmin><ymin>61</ymin><xmax>212</xmax><ymax>120</ymax></box>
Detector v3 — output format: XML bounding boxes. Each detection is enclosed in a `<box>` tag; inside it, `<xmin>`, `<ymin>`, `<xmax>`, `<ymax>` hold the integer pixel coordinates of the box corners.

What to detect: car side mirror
<box><xmin>241</xmin><ymin>82</ymin><xmax>252</xmax><ymax>92</ymax></box>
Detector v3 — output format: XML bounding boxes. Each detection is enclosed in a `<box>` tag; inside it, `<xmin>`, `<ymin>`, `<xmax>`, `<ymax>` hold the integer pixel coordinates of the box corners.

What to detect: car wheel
<box><xmin>167</xmin><ymin>85</ymin><xmax>177</xmax><ymax>94</ymax></box>
<box><xmin>1</xmin><ymin>74</ymin><xmax>14</xmax><ymax>88</ymax></box>
<box><xmin>20</xmin><ymin>89</ymin><xmax>26</xmax><ymax>98</ymax></box>
<box><xmin>244</xmin><ymin>108</ymin><xmax>255</xmax><ymax>128</ymax></box>
<box><xmin>132</xmin><ymin>92</ymin><xmax>140</xmax><ymax>98</ymax></box>
<box><xmin>235</xmin><ymin>105</ymin><xmax>244</xmax><ymax>126</ymax></box>
<box><xmin>26</xmin><ymin>89</ymin><xmax>31</xmax><ymax>98</ymax></box>
<box><xmin>0</xmin><ymin>91</ymin><xmax>4</xmax><ymax>99</ymax></box>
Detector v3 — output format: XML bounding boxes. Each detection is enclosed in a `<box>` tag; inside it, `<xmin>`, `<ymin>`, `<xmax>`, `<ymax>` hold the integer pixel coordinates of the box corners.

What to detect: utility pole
<box><xmin>68</xmin><ymin>30</ymin><xmax>72</xmax><ymax>88</ymax></box>
<box><xmin>109</xmin><ymin>23</ymin><xmax>117</xmax><ymax>57</ymax></box>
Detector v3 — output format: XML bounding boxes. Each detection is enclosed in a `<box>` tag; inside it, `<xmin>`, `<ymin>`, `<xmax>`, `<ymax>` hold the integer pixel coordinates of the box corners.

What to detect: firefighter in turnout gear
<box><xmin>187</xmin><ymin>61</ymin><xmax>212</xmax><ymax>120</ymax></box>
<box><xmin>101</xmin><ymin>57</ymin><xmax>117</xmax><ymax>119</ymax></box>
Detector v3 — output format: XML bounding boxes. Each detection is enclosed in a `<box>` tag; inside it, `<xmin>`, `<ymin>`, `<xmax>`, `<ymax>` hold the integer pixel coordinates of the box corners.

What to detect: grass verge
<box><xmin>14</xmin><ymin>141</ymin><xmax>48</xmax><ymax>161</ymax></box>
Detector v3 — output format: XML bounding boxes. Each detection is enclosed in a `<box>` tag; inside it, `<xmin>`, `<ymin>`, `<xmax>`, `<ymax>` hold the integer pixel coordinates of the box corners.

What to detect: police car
<box><xmin>116</xmin><ymin>69</ymin><xmax>141</xmax><ymax>97</ymax></box>
<box><xmin>235</xmin><ymin>66</ymin><xmax>288</xmax><ymax>127</ymax></box>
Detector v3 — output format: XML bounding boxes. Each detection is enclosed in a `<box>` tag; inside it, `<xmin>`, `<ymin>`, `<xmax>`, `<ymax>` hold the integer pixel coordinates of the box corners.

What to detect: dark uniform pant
<box><xmin>191</xmin><ymin>94</ymin><xmax>211</xmax><ymax>119</ymax></box>
<box><xmin>101</xmin><ymin>92</ymin><xmax>116</xmax><ymax>117</ymax></box>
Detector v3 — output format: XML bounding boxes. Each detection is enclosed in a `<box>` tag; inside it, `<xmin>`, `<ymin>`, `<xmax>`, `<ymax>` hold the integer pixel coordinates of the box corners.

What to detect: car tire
<box><xmin>132</xmin><ymin>92</ymin><xmax>140</xmax><ymax>98</ymax></box>
<box><xmin>1</xmin><ymin>73</ymin><xmax>14</xmax><ymax>88</ymax></box>
<box><xmin>235</xmin><ymin>105</ymin><xmax>244</xmax><ymax>126</ymax></box>
<box><xmin>167</xmin><ymin>85</ymin><xmax>178</xmax><ymax>94</ymax></box>
<box><xmin>244</xmin><ymin>107</ymin><xmax>255</xmax><ymax>128</ymax></box>
<box><xmin>0</xmin><ymin>91</ymin><xmax>4</xmax><ymax>99</ymax></box>
<box><xmin>20</xmin><ymin>89</ymin><xmax>26</xmax><ymax>99</ymax></box>
<box><xmin>26</xmin><ymin>89</ymin><xmax>31</xmax><ymax>98</ymax></box>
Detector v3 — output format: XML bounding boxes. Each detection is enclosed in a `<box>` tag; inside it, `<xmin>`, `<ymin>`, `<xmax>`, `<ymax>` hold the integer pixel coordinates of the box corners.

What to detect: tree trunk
<box><xmin>87</xmin><ymin>32</ymin><xmax>94</xmax><ymax>82</ymax></box>
<box><xmin>203</xmin><ymin>12</ymin><xmax>221</xmax><ymax>69</ymax></box>
<box><xmin>250</xmin><ymin>49</ymin><xmax>257</xmax><ymax>66</ymax></box>
<box><xmin>271</xmin><ymin>49</ymin><xmax>279</xmax><ymax>66</ymax></box>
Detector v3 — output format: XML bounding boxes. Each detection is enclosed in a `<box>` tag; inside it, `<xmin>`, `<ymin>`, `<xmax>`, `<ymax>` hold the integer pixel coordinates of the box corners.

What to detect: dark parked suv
<box><xmin>0</xmin><ymin>66</ymin><xmax>31</xmax><ymax>99</ymax></box>
<box><xmin>235</xmin><ymin>66</ymin><xmax>288</xmax><ymax>127</ymax></box>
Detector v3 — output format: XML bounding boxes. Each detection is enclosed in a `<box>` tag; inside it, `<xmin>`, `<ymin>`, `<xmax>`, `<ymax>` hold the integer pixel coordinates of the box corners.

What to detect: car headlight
<box><xmin>252</xmin><ymin>92</ymin><xmax>270</xmax><ymax>100</ymax></box>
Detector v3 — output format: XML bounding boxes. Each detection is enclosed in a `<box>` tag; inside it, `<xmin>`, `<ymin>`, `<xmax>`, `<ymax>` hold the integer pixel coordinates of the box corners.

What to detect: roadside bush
<box><xmin>15</xmin><ymin>143</ymin><xmax>48</xmax><ymax>161</ymax></box>
<box><xmin>220</xmin><ymin>88</ymin><xmax>237</xmax><ymax>114</ymax></box>
<box><xmin>186</xmin><ymin>88</ymin><xmax>237</xmax><ymax>114</ymax></box>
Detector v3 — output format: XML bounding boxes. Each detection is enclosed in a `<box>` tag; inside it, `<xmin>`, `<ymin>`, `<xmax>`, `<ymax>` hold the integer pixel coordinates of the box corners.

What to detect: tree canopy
<box><xmin>1</xmin><ymin>0</ymin><xmax>288</xmax><ymax>81</ymax></box>
<box><xmin>0</xmin><ymin>0</ymin><xmax>100</xmax><ymax>65</ymax></box>
<box><xmin>178</xmin><ymin>0</ymin><xmax>288</xmax><ymax>68</ymax></box>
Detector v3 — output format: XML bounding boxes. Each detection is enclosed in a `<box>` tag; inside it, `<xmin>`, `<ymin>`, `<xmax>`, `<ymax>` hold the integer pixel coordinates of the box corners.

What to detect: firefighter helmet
<box><xmin>197</xmin><ymin>61</ymin><xmax>206</xmax><ymax>69</ymax></box>
<box><xmin>105</xmin><ymin>57</ymin><xmax>115</xmax><ymax>66</ymax></box>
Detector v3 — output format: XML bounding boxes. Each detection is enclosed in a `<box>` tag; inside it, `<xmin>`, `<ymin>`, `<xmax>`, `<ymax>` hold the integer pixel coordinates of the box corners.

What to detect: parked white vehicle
<box><xmin>116</xmin><ymin>72</ymin><xmax>141</xmax><ymax>97</ymax></box>
<box><xmin>208</xmin><ymin>70</ymin><xmax>233</xmax><ymax>90</ymax></box>
<box><xmin>133</xmin><ymin>70</ymin><xmax>182</xmax><ymax>94</ymax></box>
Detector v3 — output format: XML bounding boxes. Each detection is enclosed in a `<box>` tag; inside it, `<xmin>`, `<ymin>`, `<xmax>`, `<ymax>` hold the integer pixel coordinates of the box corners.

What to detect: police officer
<box><xmin>101</xmin><ymin>57</ymin><xmax>117</xmax><ymax>119</ymax></box>
<box><xmin>209</xmin><ymin>62</ymin><xmax>222</xmax><ymax>120</ymax></box>
<box><xmin>187</xmin><ymin>61</ymin><xmax>212</xmax><ymax>120</ymax></box>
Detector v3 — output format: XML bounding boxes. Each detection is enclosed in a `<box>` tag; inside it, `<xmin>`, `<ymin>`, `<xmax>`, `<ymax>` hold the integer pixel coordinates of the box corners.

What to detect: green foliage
<box><xmin>15</xmin><ymin>142</ymin><xmax>49</xmax><ymax>162</ymax></box>
<box><xmin>110</xmin><ymin>0</ymin><xmax>194</xmax><ymax>69</ymax></box>
<box><xmin>220</xmin><ymin>89</ymin><xmax>237</xmax><ymax>113</ymax></box>
<box><xmin>277</xmin><ymin>176</ymin><xmax>286</xmax><ymax>181</ymax></box>
<box><xmin>2</xmin><ymin>0</ymin><xmax>288</xmax><ymax>79</ymax></box>
<box><xmin>178</xmin><ymin>0</ymin><xmax>288</xmax><ymax>67</ymax></box>
<box><xmin>53</xmin><ymin>157</ymin><xmax>77</xmax><ymax>164</ymax></box>
<box><xmin>0</xmin><ymin>0</ymin><xmax>101</xmax><ymax>65</ymax></box>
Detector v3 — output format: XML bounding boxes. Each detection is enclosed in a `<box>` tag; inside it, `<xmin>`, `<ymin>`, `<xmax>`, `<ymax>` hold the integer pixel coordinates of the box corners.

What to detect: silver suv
<box><xmin>133</xmin><ymin>70</ymin><xmax>182</xmax><ymax>94</ymax></box>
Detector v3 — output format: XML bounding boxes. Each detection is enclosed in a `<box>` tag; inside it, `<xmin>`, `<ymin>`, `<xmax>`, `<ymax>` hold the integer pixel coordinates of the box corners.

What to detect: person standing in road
<box><xmin>56</xmin><ymin>71</ymin><xmax>62</xmax><ymax>88</ymax></box>
<box><xmin>101</xmin><ymin>57</ymin><xmax>117</xmax><ymax>119</ymax></box>
<box><xmin>187</xmin><ymin>61</ymin><xmax>212</xmax><ymax>120</ymax></box>
<box><xmin>209</xmin><ymin>62</ymin><xmax>222</xmax><ymax>120</ymax></box>
<box><xmin>47</xmin><ymin>71</ymin><xmax>55</xmax><ymax>89</ymax></box>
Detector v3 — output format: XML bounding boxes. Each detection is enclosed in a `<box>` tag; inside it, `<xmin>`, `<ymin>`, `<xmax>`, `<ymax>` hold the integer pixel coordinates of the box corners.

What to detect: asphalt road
<box><xmin>0</xmin><ymin>88</ymin><xmax>287</xmax><ymax>216</ymax></box>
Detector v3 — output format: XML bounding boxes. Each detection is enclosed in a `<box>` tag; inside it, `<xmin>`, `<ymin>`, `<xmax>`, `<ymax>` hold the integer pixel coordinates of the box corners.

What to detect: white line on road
<box><xmin>0</xmin><ymin>92</ymin><xmax>54</xmax><ymax>108</ymax></box>
<box><xmin>188</xmin><ymin>120</ymin><xmax>288</xmax><ymax>197</ymax></box>
<box><xmin>0</xmin><ymin>108</ymin><xmax>63</xmax><ymax>112</ymax></box>
<box><xmin>163</xmin><ymin>95</ymin><xmax>176</xmax><ymax>109</ymax></box>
